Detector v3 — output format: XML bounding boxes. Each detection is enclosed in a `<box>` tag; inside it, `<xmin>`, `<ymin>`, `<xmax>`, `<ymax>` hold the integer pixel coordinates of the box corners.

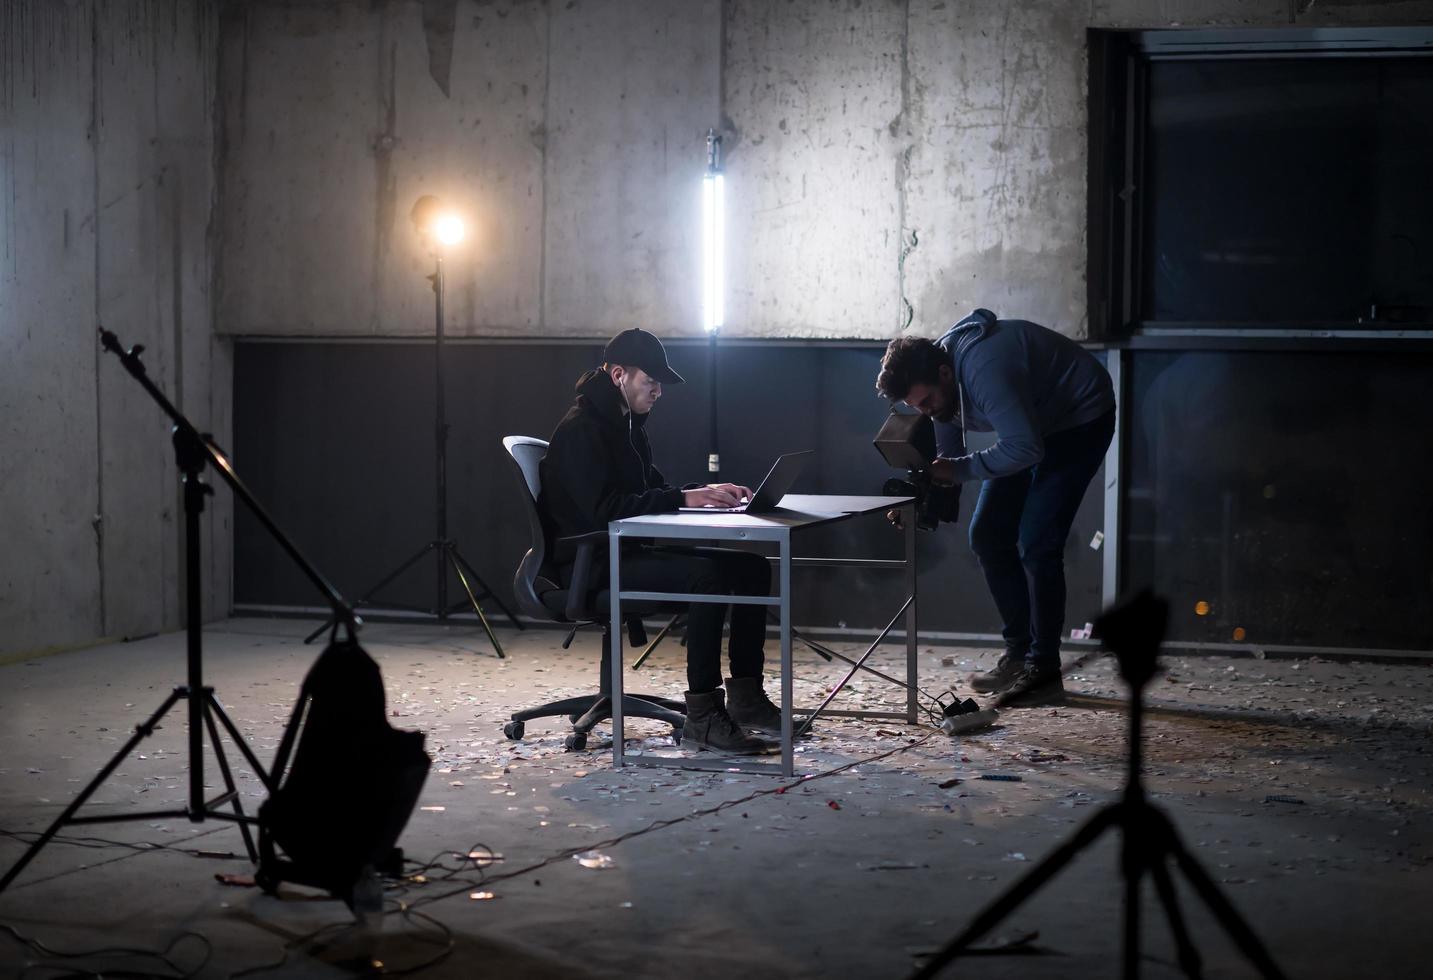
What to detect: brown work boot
<box><xmin>968</xmin><ymin>654</ymin><xmax>1025</xmax><ymax>694</ymax></box>
<box><xmin>681</xmin><ymin>689</ymin><xmax>770</xmax><ymax>755</ymax></box>
<box><xmin>725</xmin><ymin>675</ymin><xmax>808</xmax><ymax>736</ymax></box>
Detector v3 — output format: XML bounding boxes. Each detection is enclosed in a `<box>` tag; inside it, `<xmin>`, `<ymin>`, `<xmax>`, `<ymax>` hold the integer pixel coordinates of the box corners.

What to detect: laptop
<box><xmin>679</xmin><ymin>451</ymin><xmax>814</xmax><ymax>514</ymax></box>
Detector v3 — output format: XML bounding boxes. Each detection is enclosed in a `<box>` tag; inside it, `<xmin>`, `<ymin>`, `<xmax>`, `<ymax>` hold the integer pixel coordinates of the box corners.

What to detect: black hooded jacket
<box><xmin>538</xmin><ymin>369</ymin><xmax>686</xmax><ymax>558</ymax></box>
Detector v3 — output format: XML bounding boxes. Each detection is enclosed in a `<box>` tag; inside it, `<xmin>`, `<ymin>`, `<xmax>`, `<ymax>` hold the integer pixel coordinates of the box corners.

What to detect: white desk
<box><xmin>608</xmin><ymin>494</ymin><xmax>917</xmax><ymax>776</ymax></box>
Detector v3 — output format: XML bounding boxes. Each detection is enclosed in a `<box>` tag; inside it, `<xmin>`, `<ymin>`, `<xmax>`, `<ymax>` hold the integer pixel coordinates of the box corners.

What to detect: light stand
<box><xmin>1</xmin><ymin>328</ymin><xmax>361</xmax><ymax>894</ymax></box>
<box><xmin>304</xmin><ymin>201</ymin><xmax>521</xmax><ymax>653</ymax></box>
<box><xmin>708</xmin><ymin>326</ymin><xmax>720</xmax><ymax>478</ymax></box>
<box><xmin>911</xmin><ymin>590</ymin><xmax>1288</xmax><ymax>980</ymax></box>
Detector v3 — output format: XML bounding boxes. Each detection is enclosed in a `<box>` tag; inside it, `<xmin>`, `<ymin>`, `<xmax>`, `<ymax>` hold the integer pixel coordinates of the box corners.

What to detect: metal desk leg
<box><xmin>780</xmin><ymin>531</ymin><xmax>793</xmax><ymax>777</ymax></box>
<box><xmin>610</xmin><ymin>530</ymin><xmax>625</xmax><ymax>768</ymax></box>
<box><xmin>905</xmin><ymin>500</ymin><xmax>918</xmax><ymax>724</ymax></box>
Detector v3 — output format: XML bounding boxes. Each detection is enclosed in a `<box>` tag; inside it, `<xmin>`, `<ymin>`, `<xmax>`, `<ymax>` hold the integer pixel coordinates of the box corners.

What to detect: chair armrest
<box><xmin>552</xmin><ymin>530</ymin><xmax>607</xmax><ymax>563</ymax></box>
<box><xmin>557</xmin><ymin>531</ymin><xmax>648</xmax><ymax>644</ymax></box>
<box><xmin>557</xmin><ymin>532</ymin><xmax>606</xmax><ymax>622</ymax></box>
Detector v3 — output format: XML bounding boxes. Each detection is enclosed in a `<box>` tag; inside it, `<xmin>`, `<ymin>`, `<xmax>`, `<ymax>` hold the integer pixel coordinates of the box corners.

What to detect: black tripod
<box><xmin>303</xmin><ymin>251</ymin><xmax>520</xmax><ymax>654</ymax></box>
<box><xmin>0</xmin><ymin>328</ymin><xmax>362</xmax><ymax>894</ymax></box>
<box><xmin>912</xmin><ymin>591</ymin><xmax>1288</xmax><ymax>980</ymax></box>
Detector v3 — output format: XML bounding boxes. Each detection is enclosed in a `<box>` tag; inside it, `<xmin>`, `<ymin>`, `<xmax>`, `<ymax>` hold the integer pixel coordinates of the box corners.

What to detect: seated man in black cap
<box><xmin>539</xmin><ymin>328</ymin><xmax>779</xmax><ymax>755</ymax></box>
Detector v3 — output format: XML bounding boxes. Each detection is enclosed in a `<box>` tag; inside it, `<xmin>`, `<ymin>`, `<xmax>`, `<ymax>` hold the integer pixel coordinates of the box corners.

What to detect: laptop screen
<box><xmin>739</xmin><ymin>450</ymin><xmax>814</xmax><ymax>512</ymax></box>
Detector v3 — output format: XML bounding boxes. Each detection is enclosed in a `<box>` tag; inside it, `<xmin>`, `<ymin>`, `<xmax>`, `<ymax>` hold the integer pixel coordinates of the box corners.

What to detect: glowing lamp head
<box><xmin>410</xmin><ymin>195</ymin><xmax>465</xmax><ymax>251</ymax></box>
<box><xmin>434</xmin><ymin>213</ymin><xmax>465</xmax><ymax>246</ymax></box>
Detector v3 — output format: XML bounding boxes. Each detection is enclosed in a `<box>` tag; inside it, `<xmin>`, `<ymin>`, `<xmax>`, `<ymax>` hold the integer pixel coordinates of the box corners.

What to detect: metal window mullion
<box><xmin>1103</xmin><ymin>347</ymin><xmax>1126</xmax><ymax>605</ymax></box>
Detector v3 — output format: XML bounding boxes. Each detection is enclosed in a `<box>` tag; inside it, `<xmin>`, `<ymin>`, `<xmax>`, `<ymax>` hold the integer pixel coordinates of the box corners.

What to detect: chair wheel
<box><xmin>564</xmin><ymin>732</ymin><xmax>588</xmax><ymax>752</ymax></box>
<box><xmin>503</xmin><ymin>720</ymin><xmax>525</xmax><ymax>740</ymax></box>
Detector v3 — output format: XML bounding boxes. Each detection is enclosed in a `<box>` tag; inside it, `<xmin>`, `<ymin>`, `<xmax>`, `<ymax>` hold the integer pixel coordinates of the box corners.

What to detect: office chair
<box><xmin>500</xmin><ymin>436</ymin><xmax>686</xmax><ymax>751</ymax></box>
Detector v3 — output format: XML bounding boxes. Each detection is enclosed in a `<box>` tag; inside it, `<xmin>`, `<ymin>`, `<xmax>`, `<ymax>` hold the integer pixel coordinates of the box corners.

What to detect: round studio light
<box><xmin>434</xmin><ymin>214</ymin><xmax>465</xmax><ymax>246</ymax></box>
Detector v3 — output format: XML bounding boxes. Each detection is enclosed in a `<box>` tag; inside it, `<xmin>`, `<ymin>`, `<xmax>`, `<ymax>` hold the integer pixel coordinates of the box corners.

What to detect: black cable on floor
<box><xmin>1</xmin><ymin>921</ymin><xmax>210</xmax><ymax>980</ymax></box>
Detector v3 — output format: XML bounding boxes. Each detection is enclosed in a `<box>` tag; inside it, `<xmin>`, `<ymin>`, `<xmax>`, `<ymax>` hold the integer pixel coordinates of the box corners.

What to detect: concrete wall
<box><xmin>216</xmin><ymin>0</ymin><xmax>1433</xmax><ymax>342</ymax></box>
<box><xmin>6</xmin><ymin>0</ymin><xmax>1431</xmax><ymax>657</ymax></box>
<box><xmin>0</xmin><ymin>0</ymin><xmax>228</xmax><ymax>658</ymax></box>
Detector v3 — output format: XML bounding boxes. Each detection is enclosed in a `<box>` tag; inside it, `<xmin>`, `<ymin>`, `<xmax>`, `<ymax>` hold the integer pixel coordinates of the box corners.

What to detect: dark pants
<box><xmin>618</xmin><ymin>545</ymin><xmax>771</xmax><ymax>693</ymax></box>
<box><xmin>966</xmin><ymin>411</ymin><xmax>1115</xmax><ymax>670</ymax></box>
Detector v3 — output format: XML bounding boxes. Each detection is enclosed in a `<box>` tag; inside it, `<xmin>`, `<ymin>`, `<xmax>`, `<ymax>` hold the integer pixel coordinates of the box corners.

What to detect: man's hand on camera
<box><xmin>929</xmin><ymin>457</ymin><xmax>956</xmax><ymax>486</ymax></box>
<box><xmin>684</xmin><ymin>485</ymin><xmax>742</xmax><ymax>508</ymax></box>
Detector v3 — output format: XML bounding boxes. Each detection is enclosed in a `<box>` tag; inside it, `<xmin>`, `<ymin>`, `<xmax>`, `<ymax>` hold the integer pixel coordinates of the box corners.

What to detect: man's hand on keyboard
<box><xmin>684</xmin><ymin>485</ymin><xmax>743</xmax><ymax>508</ymax></box>
<box><xmin>707</xmin><ymin>482</ymin><xmax>753</xmax><ymax>504</ymax></box>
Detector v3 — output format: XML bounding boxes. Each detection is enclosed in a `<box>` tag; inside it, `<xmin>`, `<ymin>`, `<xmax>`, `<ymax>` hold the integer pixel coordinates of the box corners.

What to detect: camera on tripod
<box><xmin>873</xmin><ymin>411</ymin><xmax>961</xmax><ymax>531</ymax></box>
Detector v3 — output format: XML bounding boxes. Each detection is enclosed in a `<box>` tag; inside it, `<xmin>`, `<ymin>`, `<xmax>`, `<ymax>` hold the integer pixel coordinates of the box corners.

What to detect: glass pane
<box><xmin>1124</xmin><ymin>349</ymin><xmax>1433</xmax><ymax>649</ymax></box>
<box><xmin>1143</xmin><ymin>58</ymin><xmax>1433</xmax><ymax>326</ymax></box>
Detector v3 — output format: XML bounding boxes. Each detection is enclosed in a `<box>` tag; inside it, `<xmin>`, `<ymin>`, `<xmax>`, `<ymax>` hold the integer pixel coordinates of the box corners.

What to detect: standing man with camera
<box><xmin>875</xmin><ymin>309</ymin><xmax>1115</xmax><ymax>707</ymax></box>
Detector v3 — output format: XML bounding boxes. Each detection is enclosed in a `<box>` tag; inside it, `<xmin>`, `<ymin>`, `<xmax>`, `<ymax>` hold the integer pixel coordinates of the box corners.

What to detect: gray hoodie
<box><xmin>935</xmin><ymin>309</ymin><xmax>1114</xmax><ymax>482</ymax></box>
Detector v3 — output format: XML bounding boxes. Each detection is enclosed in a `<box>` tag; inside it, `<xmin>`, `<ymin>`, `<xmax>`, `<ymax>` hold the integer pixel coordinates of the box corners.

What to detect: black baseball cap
<box><xmin>601</xmin><ymin>328</ymin><xmax>685</xmax><ymax>384</ymax></box>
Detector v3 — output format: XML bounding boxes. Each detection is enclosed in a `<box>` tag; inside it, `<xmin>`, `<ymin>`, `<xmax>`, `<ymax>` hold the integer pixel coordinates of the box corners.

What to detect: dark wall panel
<box><xmin>233</xmin><ymin>340</ymin><xmax>1110</xmax><ymax>640</ymax></box>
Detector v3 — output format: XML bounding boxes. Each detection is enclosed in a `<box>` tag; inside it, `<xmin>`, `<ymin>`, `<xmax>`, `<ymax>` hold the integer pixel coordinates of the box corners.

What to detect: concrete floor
<box><xmin>1</xmin><ymin>619</ymin><xmax>1430</xmax><ymax>978</ymax></box>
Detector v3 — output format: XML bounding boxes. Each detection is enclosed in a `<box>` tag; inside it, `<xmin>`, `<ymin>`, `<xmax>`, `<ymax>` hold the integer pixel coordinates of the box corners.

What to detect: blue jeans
<box><xmin>966</xmin><ymin>412</ymin><xmax>1115</xmax><ymax>670</ymax></box>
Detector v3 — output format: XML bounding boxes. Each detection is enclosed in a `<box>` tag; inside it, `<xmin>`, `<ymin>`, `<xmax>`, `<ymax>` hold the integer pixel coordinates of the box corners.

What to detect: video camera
<box><xmin>873</xmin><ymin>411</ymin><xmax>962</xmax><ymax>531</ymax></box>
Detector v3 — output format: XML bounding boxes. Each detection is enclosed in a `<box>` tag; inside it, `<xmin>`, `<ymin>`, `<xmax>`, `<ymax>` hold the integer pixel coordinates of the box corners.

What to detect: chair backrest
<box><xmin>505</xmin><ymin>435</ymin><xmax>545</xmax><ymax>501</ymax></box>
<box><xmin>501</xmin><ymin>436</ymin><xmax>560</xmax><ymax>621</ymax></box>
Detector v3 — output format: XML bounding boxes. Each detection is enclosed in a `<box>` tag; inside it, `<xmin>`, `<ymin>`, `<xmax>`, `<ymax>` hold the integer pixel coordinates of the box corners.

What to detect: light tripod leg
<box><xmin>1165</xmin><ymin>834</ymin><xmax>1290</xmax><ymax>980</ymax></box>
<box><xmin>201</xmin><ymin>699</ymin><xmax>257</xmax><ymax>862</ymax></box>
<box><xmin>1150</xmin><ymin>853</ymin><xmax>1204</xmax><ymax>979</ymax></box>
<box><xmin>448</xmin><ymin>548</ymin><xmax>505</xmax><ymax>659</ymax></box>
<box><xmin>765</xmin><ymin>610</ymin><xmax>833</xmax><ymax>663</ymax></box>
<box><xmin>632</xmin><ymin>614</ymin><xmax>683</xmax><ymax>669</ymax></box>
<box><xmin>302</xmin><ymin>542</ymin><xmax>436</xmax><ymax>643</ymax></box>
<box><xmin>1124</xmin><ymin>841</ymin><xmax>1144</xmax><ymax>979</ymax></box>
<box><xmin>206</xmin><ymin>695</ymin><xmax>275</xmax><ymax>793</ymax></box>
<box><xmin>0</xmin><ymin>689</ymin><xmax>184</xmax><ymax>893</ymax></box>
<box><xmin>797</xmin><ymin>631</ymin><xmax>919</xmax><ymax>676</ymax></box>
<box><xmin>451</xmin><ymin>548</ymin><xmax>523</xmax><ymax>630</ymax></box>
<box><xmin>911</xmin><ymin>804</ymin><xmax>1122</xmax><ymax>979</ymax></box>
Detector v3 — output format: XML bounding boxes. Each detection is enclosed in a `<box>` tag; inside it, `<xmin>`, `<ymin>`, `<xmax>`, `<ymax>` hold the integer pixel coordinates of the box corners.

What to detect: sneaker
<box><xmin>998</xmin><ymin>664</ymin><xmax>1065</xmax><ymax>708</ymax></box>
<box><xmin>968</xmin><ymin>655</ymin><xmax>1025</xmax><ymax>694</ymax></box>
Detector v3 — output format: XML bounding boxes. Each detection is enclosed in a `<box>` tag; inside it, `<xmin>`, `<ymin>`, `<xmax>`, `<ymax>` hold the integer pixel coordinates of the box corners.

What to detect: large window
<box><xmin>1091</xmin><ymin>28</ymin><xmax>1433</xmax><ymax>335</ymax></box>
